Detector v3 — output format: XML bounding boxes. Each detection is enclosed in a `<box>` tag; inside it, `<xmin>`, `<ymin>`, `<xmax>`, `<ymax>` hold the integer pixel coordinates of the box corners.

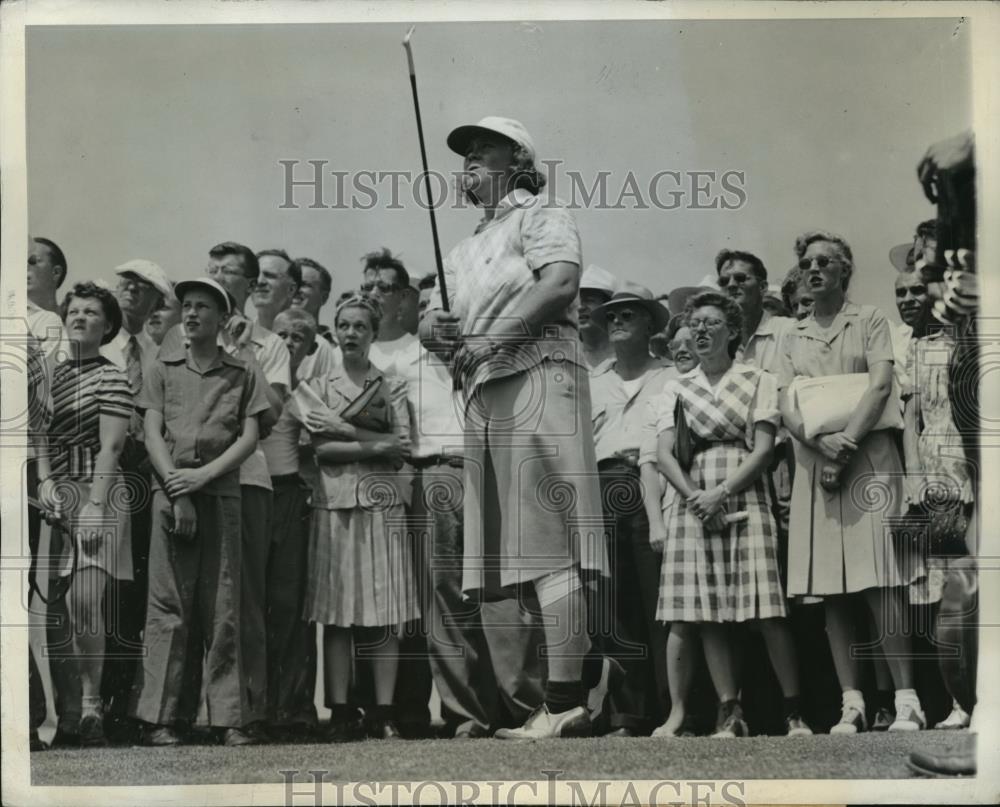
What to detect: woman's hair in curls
<box><xmin>683</xmin><ymin>290</ymin><xmax>743</xmax><ymax>359</ymax></box>
<box><xmin>59</xmin><ymin>281</ymin><xmax>123</xmax><ymax>345</ymax></box>
<box><xmin>509</xmin><ymin>144</ymin><xmax>547</xmax><ymax>196</ymax></box>
<box><xmin>649</xmin><ymin>313</ymin><xmax>690</xmax><ymax>360</ymax></box>
<box><xmin>794</xmin><ymin>230</ymin><xmax>854</xmax><ymax>291</ymax></box>
<box><xmin>334</xmin><ymin>292</ymin><xmax>383</xmax><ymax>337</ymax></box>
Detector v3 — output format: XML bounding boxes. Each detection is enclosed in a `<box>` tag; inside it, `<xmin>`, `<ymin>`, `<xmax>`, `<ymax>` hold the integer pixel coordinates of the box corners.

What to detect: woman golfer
<box><xmin>420</xmin><ymin>116</ymin><xmax>608</xmax><ymax>739</ymax></box>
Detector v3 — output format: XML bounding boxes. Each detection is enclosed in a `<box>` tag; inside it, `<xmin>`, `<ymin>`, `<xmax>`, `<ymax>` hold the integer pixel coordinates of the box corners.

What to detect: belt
<box><xmin>410</xmin><ymin>454</ymin><xmax>464</xmax><ymax>470</ymax></box>
<box><xmin>270</xmin><ymin>472</ymin><xmax>304</xmax><ymax>486</ymax></box>
<box><xmin>597</xmin><ymin>456</ymin><xmax>639</xmax><ymax>472</ymax></box>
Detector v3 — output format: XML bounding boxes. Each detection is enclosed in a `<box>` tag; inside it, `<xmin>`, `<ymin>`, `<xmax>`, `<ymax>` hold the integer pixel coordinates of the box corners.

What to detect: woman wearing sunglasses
<box><xmin>777</xmin><ymin>231</ymin><xmax>925</xmax><ymax>735</ymax></box>
<box><xmin>650</xmin><ymin>290</ymin><xmax>809</xmax><ymax>739</ymax></box>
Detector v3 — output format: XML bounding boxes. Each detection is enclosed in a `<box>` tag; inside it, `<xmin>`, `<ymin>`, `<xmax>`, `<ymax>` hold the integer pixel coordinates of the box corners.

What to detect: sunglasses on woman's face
<box><xmin>717</xmin><ymin>272</ymin><xmax>752</xmax><ymax>288</ymax></box>
<box><xmin>798</xmin><ymin>255</ymin><xmax>839</xmax><ymax>271</ymax></box>
<box><xmin>895</xmin><ymin>284</ymin><xmax>927</xmax><ymax>298</ymax></box>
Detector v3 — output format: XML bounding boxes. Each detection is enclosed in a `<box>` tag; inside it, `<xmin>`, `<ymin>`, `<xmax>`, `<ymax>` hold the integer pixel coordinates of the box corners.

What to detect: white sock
<box><xmin>81</xmin><ymin>695</ymin><xmax>102</xmax><ymax>716</ymax></box>
<box><xmin>894</xmin><ymin>688</ymin><xmax>921</xmax><ymax>709</ymax></box>
<box><xmin>842</xmin><ymin>689</ymin><xmax>864</xmax><ymax>711</ymax></box>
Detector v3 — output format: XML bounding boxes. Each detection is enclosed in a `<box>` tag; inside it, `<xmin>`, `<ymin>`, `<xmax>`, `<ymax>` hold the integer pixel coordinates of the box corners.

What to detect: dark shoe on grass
<box><xmin>325</xmin><ymin>719</ymin><xmax>364</xmax><ymax>743</ymax></box>
<box><xmin>29</xmin><ymin>731</ymin><xmax>47</xmax><ymax>752</ymax></box>
<box><xmin>606</xmin><ymin>726</ymin><xmax>639</xmax><ymax>737</ymax></box>
<box><xmin>49</xmin><ymin>727</ymin><xmax>81</xmax><ymax>749</ymax></box>
<box><xmin>366</xmin><ymin>718</ymin><xmax>402</xmax><ymax>740</ymax></box>
<box><xmin>223</xmin><ymin>727</ymin><xmax>259</xmax><ymax>747</ymax></box>
<box><xmin>712</xmin><ymin>701</ymin><xmax>748</xmax><ymax>738</ymax></box>
<box><xmin>145</xmin><ymin>724</ymin><xmax>183</xmax><ymax>747</ymax></box>
<box><xmin>80</xmin><ymin>714</ymin><xmax>107</xmax><ymax>747</ymax></box>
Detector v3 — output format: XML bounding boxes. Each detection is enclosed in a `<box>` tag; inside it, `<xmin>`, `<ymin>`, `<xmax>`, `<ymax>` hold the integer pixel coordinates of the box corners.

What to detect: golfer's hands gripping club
<box><xmin>420</xmin><ymin>309</ymin><xmax>462</xmax><ymax>361</ymax></box>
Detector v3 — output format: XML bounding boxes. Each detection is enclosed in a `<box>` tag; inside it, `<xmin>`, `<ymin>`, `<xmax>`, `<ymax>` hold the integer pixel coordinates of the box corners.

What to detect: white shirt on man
<box><xmin>369</xmin><ymin>333</ymin><xmax>464</xmax><ymax>459</ymax></box>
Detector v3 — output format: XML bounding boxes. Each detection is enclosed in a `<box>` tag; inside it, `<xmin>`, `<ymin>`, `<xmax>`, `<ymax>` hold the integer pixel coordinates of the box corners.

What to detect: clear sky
<box><xmin>26</xmin><ymin>18</ymin><xmax>971</xmax><ymax>329</ymax></box>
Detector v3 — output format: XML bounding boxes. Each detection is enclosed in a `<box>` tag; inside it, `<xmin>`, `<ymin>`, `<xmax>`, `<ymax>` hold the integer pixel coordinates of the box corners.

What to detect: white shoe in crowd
<box><xmin>494</xmin><ymin>705</ymin><xmax>591</xmax><ymax>740</ymax></box>
<box><xmin>889</xmin><ymin>703</ymin><xmax>927</xmax><ymax>732</ymax></box>
<box><xmin>935</xmin><ymin>703</ymin><xmax>971</xmax><ymax>730</ymax></box>
<box><xmin>830</xmin><ymin>704</ymin><xmax>867</xmax><ymax>735</ymax></box>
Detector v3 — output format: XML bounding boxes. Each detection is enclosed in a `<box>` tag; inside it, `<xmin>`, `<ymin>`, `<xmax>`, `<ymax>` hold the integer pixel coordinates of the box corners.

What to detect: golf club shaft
<box><xmin>403</xmin><ymin>31</ymin><xmax>450</xmax><ymax>311</ymax></box>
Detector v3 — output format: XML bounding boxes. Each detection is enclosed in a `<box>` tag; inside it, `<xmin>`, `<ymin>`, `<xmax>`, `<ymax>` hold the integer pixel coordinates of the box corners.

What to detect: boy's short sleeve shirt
<box><xmin>140</xmin><ymin>347</ymin><xmax>269</xmax><ymax>497</ymax></box>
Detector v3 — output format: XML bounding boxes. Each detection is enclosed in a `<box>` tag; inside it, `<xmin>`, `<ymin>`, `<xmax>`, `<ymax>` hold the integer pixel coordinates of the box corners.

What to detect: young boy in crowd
<box><xmin>260</xmin><ymin>308</ymin><xmax>320</xmax><ymax>739</ymax></box>
<box><xmin>130</xmin><ymin>278</ymin><xmax>269</xmax><ymax>747</ymax></box>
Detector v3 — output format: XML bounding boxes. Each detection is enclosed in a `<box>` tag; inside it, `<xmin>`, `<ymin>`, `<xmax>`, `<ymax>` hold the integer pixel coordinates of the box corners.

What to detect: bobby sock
<box><xmin>81</xmin><ymin>695</ymin><xmax>102</xmax><ymax>716</ymax></box>
<box><xmin>545</xmin><ymin>680</ymin><xmax>585</xmax><ymax>714</ymax></box>
<box><xmin>842</xmin><ymin>689</ymin><xmax>865</xmax><ymax>711</ymax></box>
<box><xmin>894</xmin><ymin>688</ymin><xmax>921</xmax><ymax>710</ymax></box>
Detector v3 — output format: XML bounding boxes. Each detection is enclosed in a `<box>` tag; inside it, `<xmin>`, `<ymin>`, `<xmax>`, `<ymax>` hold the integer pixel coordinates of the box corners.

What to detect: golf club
<box><xmin>402</xmin><ymin>26</ymin><xmax>450</xmax><ymax>311</ymax></box>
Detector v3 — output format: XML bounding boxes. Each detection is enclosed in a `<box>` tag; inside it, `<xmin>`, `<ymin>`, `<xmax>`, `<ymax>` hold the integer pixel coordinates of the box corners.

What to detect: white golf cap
<box><xmin>174</xmin><ymin>277</ymin><xmax>232</xmax><ymax>314</ymax></box>
<box><xmin>580</xmin><ymin>264</ymin><xmax>618</xmax><ymax>298</ymax></box>
<box><xmin>447</xmin><ymin>116</ymin><xmax>536</xmax><ymax>162</ymax></box>
<box><xmin>115</xmin><ymin>259</ymin><xmax>173</xmax><ymax>299</ymax></box>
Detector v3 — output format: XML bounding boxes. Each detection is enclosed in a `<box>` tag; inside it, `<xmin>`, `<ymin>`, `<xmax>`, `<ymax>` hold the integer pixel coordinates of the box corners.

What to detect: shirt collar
<box><xmin>794</xmin><ymin>299</ymin><xmax>860</xmax><ymax>332</ymax></box>
<box><xmin>681</xmin><ymin>361</ymin><xmax>755</xmax><ymax>387</ymax></box>
<box><xmin>326</xmin><ymin>362</ymin><xmax>384</xmax><ymax>386</ymax></box>
<box><xmin>161</xmin><ymin>345</ymin><xmax>244</xmax><ymax>372</ymax></box>
<box><xmin>753</xmin><ymin>310</ymin><xmax>781</xmax><ymax>337</ymax></box>
<box><xmin>475</xmin><ymin>189</ymin><xmax>535</xmax><ymax>232</ymax></box>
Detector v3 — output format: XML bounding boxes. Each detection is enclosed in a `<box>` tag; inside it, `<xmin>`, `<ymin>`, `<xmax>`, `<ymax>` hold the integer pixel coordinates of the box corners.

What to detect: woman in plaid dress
<box><xmin>650</xmin><ymin>291</ymin><xmax>809</xmax><ymax>738</ymax></box>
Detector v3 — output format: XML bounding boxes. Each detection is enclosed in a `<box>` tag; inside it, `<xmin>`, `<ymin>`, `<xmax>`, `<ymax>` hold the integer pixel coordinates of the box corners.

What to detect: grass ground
<box><xmin>31</xmin><ymin>731</ymin><xmax>974</xmax><ymax>785</ymax></box>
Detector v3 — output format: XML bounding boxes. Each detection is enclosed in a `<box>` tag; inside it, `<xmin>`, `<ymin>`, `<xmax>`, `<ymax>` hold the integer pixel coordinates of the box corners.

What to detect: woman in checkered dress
<box><xmin>650</xmin><ymin>291</ymin><xmax>809</xmax><ymax>738</ymax></box>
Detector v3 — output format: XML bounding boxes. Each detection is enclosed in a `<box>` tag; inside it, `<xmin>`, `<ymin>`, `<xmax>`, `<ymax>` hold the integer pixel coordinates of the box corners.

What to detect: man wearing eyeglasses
<box><xmin>98</xmin><ymin>259</ymin><xmax>174</xmax><ymax>741</ymax></box>
<box><xmin>715</xmin><ymin>249</ymin><xmax>833</xmax><ymax>733</ymax></box>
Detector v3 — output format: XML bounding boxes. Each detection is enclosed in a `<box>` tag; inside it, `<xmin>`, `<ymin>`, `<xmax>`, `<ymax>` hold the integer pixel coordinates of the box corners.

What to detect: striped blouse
<box><xmin>49</xmin><ymin>355</ymin><xmax>133</xmax><ymax>481</ymax></box>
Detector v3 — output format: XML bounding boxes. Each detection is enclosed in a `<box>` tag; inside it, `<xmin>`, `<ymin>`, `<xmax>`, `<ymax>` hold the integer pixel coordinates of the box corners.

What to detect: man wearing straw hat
<box><xmin>587</xmin><ymin>287</ymin><xmax>672</xmax><ymax>735</ymax></box>
<box><xmin>578</xmin><ymin>264</ymin><xmax>618</xmax><ymax>371</ymax></box>
<box><xmin>421</xmin><ymin>116</ymin><xmax>609</xmax><ymax>739</ymax></box>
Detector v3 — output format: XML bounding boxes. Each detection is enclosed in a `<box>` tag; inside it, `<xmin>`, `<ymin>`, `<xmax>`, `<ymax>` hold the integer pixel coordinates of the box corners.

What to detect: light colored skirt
<box><xmin>304</xmin><ymin>503</ymin><xmax>421</xmax><ymax>628</ymax></box>
<box><xmin>460</xmin><ymin>359</ymin><xmax>609</xmax><ymax>597</ymax></box>
<box><xmin>49</xmin><ymin>476</ymin><xmax>134</xmax><ymax>581</ymax></box>
<box><xmin>787</xmin><ymin>430</ymin><xmax>921</xmax><ymax>596</ymax></box>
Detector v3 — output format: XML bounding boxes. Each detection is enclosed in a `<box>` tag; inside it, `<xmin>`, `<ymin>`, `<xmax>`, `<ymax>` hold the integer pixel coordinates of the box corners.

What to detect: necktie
<box><xmin>125</xmin><ymin>335</ymin><xmax>143</xmax><ymax>394</ymax></box>
<box><xmin>125</xmin><ymin>335</ymin><xmax>144</xmax><ymax>439</ymax></box>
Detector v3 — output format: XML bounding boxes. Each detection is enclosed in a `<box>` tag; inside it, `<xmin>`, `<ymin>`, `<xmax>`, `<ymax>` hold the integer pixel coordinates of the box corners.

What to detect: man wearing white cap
<box><xmin>99</xmin><ymin>258</ymin><xmax>174</xmax><ymax>740</ymax></box>
<box><xmin>579</xmin><ymin>264</ymin><xmax>618</xmax><ymax>371</ymax></box>
<box><xmin>421</xmin><ymin>116</ymin><xmax>608</xmax><ymax>739</ymax></box>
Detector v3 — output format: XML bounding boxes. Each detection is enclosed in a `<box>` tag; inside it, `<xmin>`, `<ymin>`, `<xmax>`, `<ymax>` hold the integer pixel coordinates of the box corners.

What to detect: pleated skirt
<box><xmin>304</xmin><ymin>504</ymin><xmax>421</xmax><ymax>627</ymax></box>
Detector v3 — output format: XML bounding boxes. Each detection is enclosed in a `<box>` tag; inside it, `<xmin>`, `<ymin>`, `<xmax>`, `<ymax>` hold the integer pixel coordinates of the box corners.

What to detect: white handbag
<box><xmin>789</xmin><ymin>372</ymin><xmax>904</xmax><ymax>440</ymax></box>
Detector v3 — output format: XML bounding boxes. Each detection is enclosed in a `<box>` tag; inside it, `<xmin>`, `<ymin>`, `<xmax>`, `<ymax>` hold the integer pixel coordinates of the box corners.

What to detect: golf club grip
<box><xmin>407</xmin><ymin>73</ymin><xmax>450</xmax><ymax>312</ymax></box>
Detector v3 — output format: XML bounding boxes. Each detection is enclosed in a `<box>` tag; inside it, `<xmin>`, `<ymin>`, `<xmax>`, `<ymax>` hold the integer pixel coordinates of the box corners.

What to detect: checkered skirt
<box><xmin>656</xmin><ymin>375</ymin><xmax>787</xmax><ymax>623</ymax></box>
